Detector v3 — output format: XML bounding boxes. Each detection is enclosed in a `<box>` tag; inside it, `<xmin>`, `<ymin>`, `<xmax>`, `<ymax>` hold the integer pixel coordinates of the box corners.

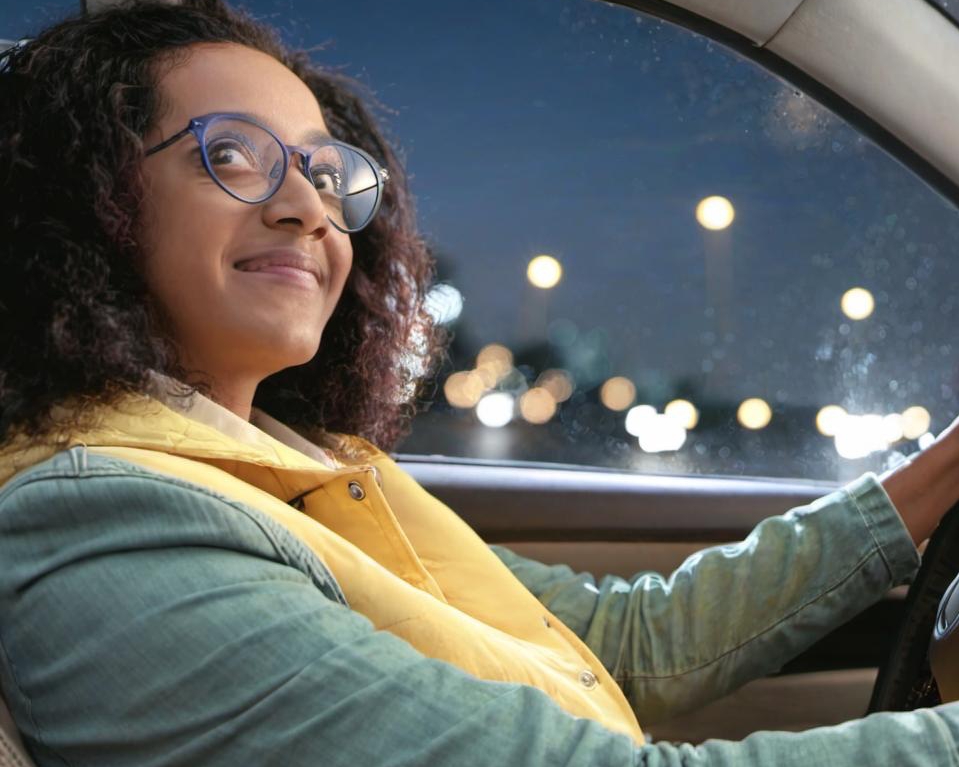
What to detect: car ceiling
<box><xmin>625</xmin><ymin>0</ymin><xmax>959</xmax><ymax>203</ymax></box>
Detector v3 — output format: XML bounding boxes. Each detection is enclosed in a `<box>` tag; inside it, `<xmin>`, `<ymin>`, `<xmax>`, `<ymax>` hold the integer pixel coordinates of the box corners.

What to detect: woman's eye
<box><xmin>207</xmin><ymin>140</ymin><xmax>258</xmax><ymax>169</ymax></box>
<box><xmin>310</xmin><ymin>165</ymin><xmax>343</xmax><ymax>194</ymax></box>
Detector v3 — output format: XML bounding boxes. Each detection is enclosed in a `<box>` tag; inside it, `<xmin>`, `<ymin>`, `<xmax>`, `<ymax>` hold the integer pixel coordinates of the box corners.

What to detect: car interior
<box><xmin>2</xmin><ymin>0</ymin><xmax>959</xmax><ymax>763</ymax></box>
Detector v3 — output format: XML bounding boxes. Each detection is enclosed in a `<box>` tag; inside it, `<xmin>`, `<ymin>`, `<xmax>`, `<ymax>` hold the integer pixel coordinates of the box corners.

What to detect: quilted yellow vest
<box><xmin>0</xmin><ymin>397</ymin><xmax>645</xmax><ymax>744</ymax></box>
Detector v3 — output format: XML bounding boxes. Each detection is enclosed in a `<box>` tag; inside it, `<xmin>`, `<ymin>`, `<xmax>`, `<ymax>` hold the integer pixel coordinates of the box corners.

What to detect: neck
<box><xmin>185</xmin><ymin>371</ymin><xmax>261</xmax><ymax>422</ymax></box>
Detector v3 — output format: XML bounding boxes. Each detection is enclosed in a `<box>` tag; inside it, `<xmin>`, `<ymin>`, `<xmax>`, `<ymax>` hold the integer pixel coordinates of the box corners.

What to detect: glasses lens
<box><xmin>203</xmin><ymin>118</ymin><xmax>284</xmax><ymax>202</ymax></box>
<box><xmin>308</xmin><ymin>144</ymin><xmax>382</xmax><ymax>232</ymax></box>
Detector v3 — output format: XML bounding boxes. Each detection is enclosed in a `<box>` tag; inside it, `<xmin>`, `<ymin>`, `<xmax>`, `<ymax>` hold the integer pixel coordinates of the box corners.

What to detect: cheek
<box><xmin>329</xmin><ymin>238</ymin><xmax>354</xmax><ymax>302</ymax></box>
<box><xmin>139</xmin><ymin>181</ymin><xmax>238</xmax><ymax>325</ymax></box>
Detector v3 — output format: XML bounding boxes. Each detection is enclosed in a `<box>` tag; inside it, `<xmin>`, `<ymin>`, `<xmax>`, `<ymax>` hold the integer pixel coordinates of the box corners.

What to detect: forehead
<box><xmin>155</xmin><ymin>42</ymin><xmax>328</xmax><ymax>141</ymax></box>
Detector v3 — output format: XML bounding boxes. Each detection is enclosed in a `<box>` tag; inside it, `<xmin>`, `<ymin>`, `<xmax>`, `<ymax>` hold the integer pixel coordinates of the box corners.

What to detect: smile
<box><xmin>233</xmin><ymin>248</ymin><xmax>323</xmax><ymax>288</ymax></box>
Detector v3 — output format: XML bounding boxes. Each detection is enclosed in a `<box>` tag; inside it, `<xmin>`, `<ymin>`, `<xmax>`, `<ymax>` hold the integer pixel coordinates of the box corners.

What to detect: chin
<box><xmin>272</xmin><ymin>334</ymin><xmax>324</xmax><ymax>369</ymax></box>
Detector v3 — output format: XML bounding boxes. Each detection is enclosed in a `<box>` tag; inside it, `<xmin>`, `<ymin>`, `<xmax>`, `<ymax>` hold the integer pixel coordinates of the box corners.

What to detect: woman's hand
<box><xmin>881</xmin><ymin>416</ymin><xmax>959</xmax><ymax>546</ymax></box>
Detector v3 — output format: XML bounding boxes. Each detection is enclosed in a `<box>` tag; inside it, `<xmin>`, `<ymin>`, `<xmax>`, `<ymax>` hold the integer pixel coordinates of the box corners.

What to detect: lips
<box><xmin>233</xmin><ymin>248</ymin><xmax>323</xmax><ymax>287</ymax></box>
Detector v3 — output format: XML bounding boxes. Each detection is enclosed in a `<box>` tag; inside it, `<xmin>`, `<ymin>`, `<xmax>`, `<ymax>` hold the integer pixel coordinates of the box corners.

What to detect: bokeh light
<box><xmin>475</xmin><ymin>343</ymin><xmax>513</xmax><ymax>383</ymax></box>
<box><xmin>527</xmin><ymin>255</ymin><xmax>563</xmax><ymax>289</ymax></box>
<box><xmin>737</xmin><ymin>398</ymin><xmax>772</xmax><ymax>430</ymax></box>
<box><xmin>695</xmin><ymin>196</ymin><xmax>735</xmax><ymax>230</ymax></box>
<box><xmin>882</xmin><ymin>413</ymin><xmax>904</xmax><ymax>444</ymax></box>
<box><xmin>520</xmin><ymin>387</ymin><xmax>557</xmax><ymax>424</ymax></box>
<box><xmin>840</xmin><ymin>287</ymin><xmax>875</xmax><ymax>320</ymax></box>
<box><xmin>834</xmin><ymin>414</ymin><xmax>886</xmax><ymax>459</ymax></box>
<box><xmin>638</xmin><ymin>415</ymin><xmax>687</xmax><ymax>453</ymax></box>
<box><xmin>816</xmin><ymin>405</ymin><xmax>847</xmax><ymax>437</ymax></box>
<box><xmin>919</xmin><ymin>432</ymin><xmax>936</xmax><ymax>450</ymax></box>
<box><xmin>600</xmin><ymin>376</ymin><xmax>636</xmax><ymax>411</ymax></box>
<box><xmin>625</xmin><ymin>404</ymin><xmax>657</xmax><ymax>437</ymax></box>
<box><xmin>423</xmin><ymin>283</ymin><xmax>464</xmax><ymax>325</ymax></box>
<box><xmin>664</xmin><ymin>399</ymin><xmax>699</xmax><ymax>429</ymax></box>
<box><xmin>476</xmin><ymin>392</ymin><xmax>514</xmax><ymax>428</ymax></box>
<box><xmin>537</xmin><ymin>369</ymin><xmax>574</xmax><ymax>403</ymax></box>
<box><xmin>902</xmin><ymin>406</ymin><xmax>931</xmax><ymax>440</ymax></box>
<box><xmin>444</xmin><ymin>371</ymin><xmax>486</xmax><ymax>409</ymax></box>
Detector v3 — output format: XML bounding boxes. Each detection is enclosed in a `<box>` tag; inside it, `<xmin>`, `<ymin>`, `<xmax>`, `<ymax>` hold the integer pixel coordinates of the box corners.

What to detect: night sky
<box><xmin>5</xmin><ymin>0</ymin><xmax>959</xmax><ymax>436</ymax></box>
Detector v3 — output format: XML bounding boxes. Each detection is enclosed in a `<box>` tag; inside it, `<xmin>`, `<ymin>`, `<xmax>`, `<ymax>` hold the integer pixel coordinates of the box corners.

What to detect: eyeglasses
<box><xmin>144</xmin><ymin>112</ymin><xmax>389</xmax><ymax>233</ymax></box>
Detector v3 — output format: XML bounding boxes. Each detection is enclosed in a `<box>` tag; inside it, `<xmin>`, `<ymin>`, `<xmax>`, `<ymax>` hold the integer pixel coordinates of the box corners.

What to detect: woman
<box><xmin>1</xmin><ymin>1</ymin><xmax>958</xmax><ymax>764</ymax></box>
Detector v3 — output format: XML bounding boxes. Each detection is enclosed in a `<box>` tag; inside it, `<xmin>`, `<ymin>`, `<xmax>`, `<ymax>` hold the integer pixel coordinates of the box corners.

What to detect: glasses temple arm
<box><xmin>144</xmin><ymin>126</ymin><xmax>192</xmax><ymax>157</ymax></box>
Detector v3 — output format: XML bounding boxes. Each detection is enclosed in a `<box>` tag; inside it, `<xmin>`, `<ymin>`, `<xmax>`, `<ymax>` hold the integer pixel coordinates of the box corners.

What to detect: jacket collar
<box><xmin>0</xmin><ymin>379</ymin><xmax>376</xmax><ymax>487</ymax></box>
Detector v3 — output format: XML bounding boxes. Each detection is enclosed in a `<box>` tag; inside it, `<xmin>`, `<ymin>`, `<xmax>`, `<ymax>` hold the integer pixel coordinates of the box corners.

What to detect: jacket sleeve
<box><xmin>4</xmin><ymin>451</ymin><xmax>959</xmax><ymax>767</ymax></box>
<box><xmin>491</xmin><ymin>473</ymin><xmax>921</xmax><ymax>724</ymax></box>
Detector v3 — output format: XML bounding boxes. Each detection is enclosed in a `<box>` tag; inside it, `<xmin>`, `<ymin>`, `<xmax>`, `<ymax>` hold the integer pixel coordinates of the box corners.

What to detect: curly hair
<box><xmin>0</xmin><ymin>0</ymin><xmax>444</xmax><ymax>449</ymax></box>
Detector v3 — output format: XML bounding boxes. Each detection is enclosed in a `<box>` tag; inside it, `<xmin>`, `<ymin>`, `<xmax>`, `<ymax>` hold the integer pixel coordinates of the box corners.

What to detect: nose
<box><xmin>260</xmin><ymin>153</ymin><xmax>330</xmax><ymax>239</ymax></box>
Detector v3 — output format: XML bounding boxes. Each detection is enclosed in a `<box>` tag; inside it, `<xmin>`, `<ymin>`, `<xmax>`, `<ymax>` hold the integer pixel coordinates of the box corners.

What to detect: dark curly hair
<box><xmin>0</xmin><ymin>0</ymin><xmax>444</xmax><ymax>449</ymax></box>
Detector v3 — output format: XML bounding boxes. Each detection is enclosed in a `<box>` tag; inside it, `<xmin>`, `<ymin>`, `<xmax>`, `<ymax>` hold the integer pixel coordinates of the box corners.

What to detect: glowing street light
<box><xmin>600</xmin><ymin>376</ymin><xmax>636</xmax><ymax>411</ymax></box>
<box><xmin>840</xmin><ymin>287</ymin><xmax>875</xmax><ymax>320</ymax></box>
<box><xmin>816</xmin><ymin>405</ymin><xmax>847</xmax><ymax>437</ymax></box>
<box><xmin>476</xmin><ymin>392</ymin><xmax>514</xmax><ymax>428</ymax></box>
<box><xmin>902</xmin><ymin>406</ymin><xmax>931</xmax><ymax>440</ymax></box>
<box><xmin>519</xmin><ymin>387</ymin><xmax>556</xmax><ymax>424</ymax></box>
<box><xmin>665</xmin><ymin>399</ymin><xmax>699</xmax><ymax>429</ymax></box>
<box><xmin>695</xmin><ymin>196</ymin><xmax>735</xmax><ymax>231</ymax></box>
<box><xmin>527</xmin><ymin>255</ymin><xmax>563</xmax><ymax>289</ymax></box>
<box><xmin>738</xmin><ymin>398</ymin><xmax>772</xmax><ymax>430</ymax></box>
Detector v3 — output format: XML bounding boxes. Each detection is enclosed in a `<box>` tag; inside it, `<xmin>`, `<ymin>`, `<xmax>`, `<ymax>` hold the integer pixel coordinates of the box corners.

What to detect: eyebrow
<box><xmin>236</xmin><ymin>111</ymin><xmax>331</xmax><ymax>144</ymax></box>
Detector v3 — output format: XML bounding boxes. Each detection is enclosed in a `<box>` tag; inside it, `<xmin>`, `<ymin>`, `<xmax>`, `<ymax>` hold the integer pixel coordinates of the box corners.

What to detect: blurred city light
<box><xmin>665</xmin><ymin>399</ymin><xmax>699</xmax><ymax>429</ymax></box>
<box><xmin>537</xmin><ymin>369</ymin><xmax>574</xmax><ymax>403</ymax></box>
<box><xmin>919</xmin><ymin>432</ymin><xmax>936</xmax><ymax>450</ymax></box>
<box><xmin>527</xmin><ymin>255</ymin><xmax>563</xmax><ymax>289</ymax></box>
<box><xmin>472</xmin><ymin>366</ymin><xmax>498</xmax><ymax>388</ymax></box>
<box><xmin>444</xmin><ymin>371</ymin><xmax>486</xmax><ymax>408</ymax></box>
<box><xmin>902</xmin><ymin>406</ymin><xmax>931</xmax><ymax>440</ymax></box>
<box><xmin>423</xmin><ymin>283</ymin><xmax>464</xmax><ymax>325</ymax></box>
<box><xmin>695</xmin><ymin>195</ymin><xmax>735</xmax><ymax>230</ymax></box>
<box><xmin>520</xmin><ymin>387</ymin><xmax>557</xmax><ymax>424</ymax></box>
<box><xmin>737</xmin><ymin>398</ymin><xmax>772</xmax><ymax>430</ymax></box>
<box><xmin>600</xmin><ymin>376</ymin><xmax>636</xmax><ymax>411</ymax></box>
<box><xmin>625</xmin><ymin>404</ymin><xmax>657</xmax><ymax>437</ymax></box>
<box><xmin>476</xmin><ymin>343</ymin><xmax>513</xmax><ymax>382</ymax></box>
<box><xmin>834</xmin><ymin>414</ymin><xmax>887</xmax><ymax>459</ymax></box>
<box><xmin>638</xmin><ymin>414</ymin><xmax>687</xmax><ymax>453</ymax></box>
<box><xmin>840</xmin><ymin>287</ymin><xmax>875</xmax><ymax>320</ymax></box>
<box><xmin>882</xmin><ymin>413</ymin><xmax>904</xmax><ymax>444</ymax></box>
<box><xmin>816</xmin><ymin>405</ymin><xmax>847</xmax><ymax>437</ymax></box>
<box><xmin>476</xmin><ymin>392</ymin><xmax>514</xmax><ymax>428</ymax></box>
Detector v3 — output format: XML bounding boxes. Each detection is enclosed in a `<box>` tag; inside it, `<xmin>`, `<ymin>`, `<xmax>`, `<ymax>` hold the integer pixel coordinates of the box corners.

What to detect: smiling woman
<box><xmin>138</xmin><ymin>44</ymin><xmax>360</xmax><ymax>418</ymax></box>
<box><xmin>7</xmin><ymin>2</ymin><xmax>959</xmax><ymax>766</ymax></box>
<box><xmin>0</xmin><ymin>1</ymin><xmax>439</xmax><ymax>448</ymax></box>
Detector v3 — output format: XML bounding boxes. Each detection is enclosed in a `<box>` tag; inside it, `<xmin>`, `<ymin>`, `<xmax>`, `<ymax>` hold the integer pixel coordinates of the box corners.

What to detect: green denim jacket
<box><xmin>1</xmin><ymin>447</ymin><xmax>957</xmax><ymax>766</ymax></box>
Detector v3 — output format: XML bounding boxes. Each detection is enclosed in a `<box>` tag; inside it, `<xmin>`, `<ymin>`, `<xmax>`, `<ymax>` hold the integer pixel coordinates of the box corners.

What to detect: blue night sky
<box><xmin>5</xmin><ymin>0</ymin><xmax>959</xmax><ymax>425</ymax></box>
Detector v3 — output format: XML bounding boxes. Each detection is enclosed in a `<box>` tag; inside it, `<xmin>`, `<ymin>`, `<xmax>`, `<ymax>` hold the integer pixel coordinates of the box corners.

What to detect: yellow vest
<box><xmin>0</xmin><ymin>397</ymin><xmax>645</xmax><ymax>744</ymax></box>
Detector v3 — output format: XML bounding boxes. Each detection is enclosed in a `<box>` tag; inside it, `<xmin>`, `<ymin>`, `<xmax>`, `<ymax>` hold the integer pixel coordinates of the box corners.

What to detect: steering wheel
<box><xmin>867</xmin><ymin>501</ymin><xmax>959</xmax><ymax>712</ymax></box>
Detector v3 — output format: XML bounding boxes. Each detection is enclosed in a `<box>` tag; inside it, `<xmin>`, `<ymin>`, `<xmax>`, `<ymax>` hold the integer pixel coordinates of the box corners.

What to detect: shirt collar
<box><xmin>146</xmin><ymin>372</ymin><xmax>343</xmax><ymax>469</ymax></box>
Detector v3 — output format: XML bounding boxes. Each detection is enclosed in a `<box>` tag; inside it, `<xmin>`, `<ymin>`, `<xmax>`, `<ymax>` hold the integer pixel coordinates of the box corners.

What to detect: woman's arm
<box><xmin>880</xmin><ymin>419</ymin><xmax>959</xmax><ymax>545</ymax></box>
<box><xmin>493</xmin><ymin>473</ymin><xmax>919</xmax><ymax>724</ymax></box>
<box><xmin>4</xmin><ymin>450</ymin><xmax>959</xmax><ymax>767</ymax></box>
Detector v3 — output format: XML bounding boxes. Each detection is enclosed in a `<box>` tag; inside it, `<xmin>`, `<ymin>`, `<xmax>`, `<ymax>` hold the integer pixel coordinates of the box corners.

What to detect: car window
<box><xmin>344</xmin><ymin>0</ymin><xmax>959</xmax><ymax>483</ymax></box>
<box><xmin>5</xmin><ymin>0</ymin><xmax>959</xmax><ymax>484</ymax></box>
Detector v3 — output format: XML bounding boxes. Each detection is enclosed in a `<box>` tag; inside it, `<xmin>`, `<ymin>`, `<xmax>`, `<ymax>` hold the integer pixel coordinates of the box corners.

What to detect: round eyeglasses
<box><xmin>144</xmin><ymin>112</ymin><xmax>389</xmax><ymax>234</ymax></box>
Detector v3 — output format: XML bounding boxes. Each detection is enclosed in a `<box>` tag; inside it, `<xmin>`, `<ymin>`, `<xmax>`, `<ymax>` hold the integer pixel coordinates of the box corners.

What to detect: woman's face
<box><xmin>140</xmin><ymin>42</ymin><xmax>352</xmax><ymax>394</ymax></box>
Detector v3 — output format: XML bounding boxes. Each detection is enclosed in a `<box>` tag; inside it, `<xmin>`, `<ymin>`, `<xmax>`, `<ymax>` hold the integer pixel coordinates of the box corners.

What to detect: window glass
<box><xmin>5</xmin><ymin>0</ymin><xmax>959</xmax><ymax>483</ymax></box>
<box><xmin>346</xmin><ymin>0</ymin><xmax>959</xmax><ymax>483</ymax></box>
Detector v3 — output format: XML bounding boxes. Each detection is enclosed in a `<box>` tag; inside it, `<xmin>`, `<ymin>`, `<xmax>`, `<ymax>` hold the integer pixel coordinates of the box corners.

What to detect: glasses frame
<box><xmin>144</xmin><ymin>111</ymin><xmax>389</xmax><ymax>233</ymax></box>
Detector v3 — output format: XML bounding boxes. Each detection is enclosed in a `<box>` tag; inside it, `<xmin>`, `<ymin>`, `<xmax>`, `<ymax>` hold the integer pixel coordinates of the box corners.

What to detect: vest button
<box><xmin>348</xmin><ymin>481</ymin><xmax>366</xmax><ymax>501</ymax></box>
<box><xmin>578</xmin><ymin>670</ymin><xmax>598</xmax><ymax>689</ymax></box>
